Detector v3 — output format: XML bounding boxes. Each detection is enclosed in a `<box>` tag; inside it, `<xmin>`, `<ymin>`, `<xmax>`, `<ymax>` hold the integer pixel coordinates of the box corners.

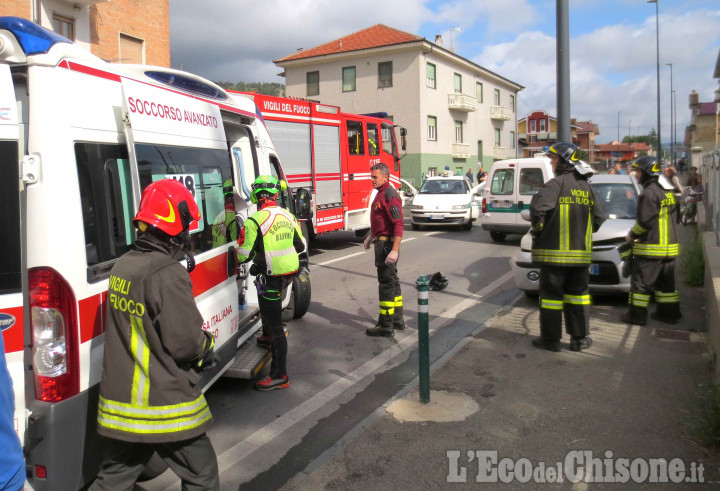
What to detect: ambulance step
<box><xmin>223</xmin><ymin>341</ymin><xmax>271</xmax><ymax>379</ymax></box>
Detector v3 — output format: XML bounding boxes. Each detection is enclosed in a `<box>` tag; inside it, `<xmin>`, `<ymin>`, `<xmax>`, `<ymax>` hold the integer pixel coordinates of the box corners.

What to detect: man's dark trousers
<box><xmin>374</xmin><ymin>241</ymin><xmax>402</xmax><ymax>329</ymax></box>
<box><xmin>539</xmin><ymin>266</ymin><xmax>590</xmax><ymax>342</ymax></box>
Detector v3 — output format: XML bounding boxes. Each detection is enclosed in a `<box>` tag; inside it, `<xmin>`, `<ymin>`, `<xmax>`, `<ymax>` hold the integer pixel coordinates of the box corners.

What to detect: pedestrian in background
<box><xmin>664</xmin><ymin>166</ymin><xmax>684</xmax><ymax>224</ymax></box>
<box><xmin>477</xmin><ymin>166</ymin><xmax>488</xmax><ymax>183</ymax></box>
<box><xmin>364</xmin><ymin>163</ymin><xmax>405</xmax><ymax>337</ymax></box>
<box><xmin>91</xmin><ymin>179</ymin><xmax>219</xmax><ymax>491</ymax></box>
<box><xmin>465</xmin><ymin>167</ymin><xmax>474</xmax><ymax>185</ymax></box>
<box><xmin>237</xmin><ymin>175</ymin><xmax>305</xmax><ymax>391</ymax></box>
<box><xmin>614</xmin><ymin>163</ymin><xmax>627</xmax><ymax>175</ymax></box>
<box><xmin>687</xmin><ymin>166</ymin><xmax>699</xmax><ymax>188</ymax></box>
<box><xmin>621</xmin><ymin>156</ymin><xmax>681</xmax><ymax>326</ymax></box>
<box><xmin>530</xmin><ymin>142</ymin><xmax>605</xmax><ymax>352</ymax></box>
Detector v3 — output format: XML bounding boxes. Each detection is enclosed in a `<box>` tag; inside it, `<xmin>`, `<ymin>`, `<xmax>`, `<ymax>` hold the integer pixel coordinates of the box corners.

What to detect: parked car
<box><xmin>510</xmin><ymin>174</ymin><xmax>641</xmax><ymax>295</ymax></box>
<box><xmin>408</xmin><ymin>176</ymin><xmax>482</xmax><ymax>230</ymax></box>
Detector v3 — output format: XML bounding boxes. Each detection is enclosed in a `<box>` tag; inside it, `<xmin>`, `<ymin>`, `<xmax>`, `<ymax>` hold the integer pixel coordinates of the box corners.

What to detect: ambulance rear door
<box><xmin>120</xmin><ymin>77</ymin><xmax>243</xmax><ymax>381</ymax></box>
<box><xmin>0</xmin><ymin>63</ymin><xmax>26</xmax><ymax>444</ymax></box>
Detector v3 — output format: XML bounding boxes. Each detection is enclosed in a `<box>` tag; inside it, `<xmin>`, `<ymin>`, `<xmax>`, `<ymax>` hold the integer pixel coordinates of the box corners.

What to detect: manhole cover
<box><xmin>654</xmin><ymin>329</ymin><xmax>691</xmax><ymax>341</ymax></box>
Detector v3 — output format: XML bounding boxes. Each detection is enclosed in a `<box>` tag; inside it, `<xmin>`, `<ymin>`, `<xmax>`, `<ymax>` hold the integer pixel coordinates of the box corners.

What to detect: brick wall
<box><xmin>1</xmin><ymin>0</ymin><xmax>31</xmax><ymax>18</ymax></box>
<box><xmin>90</xmin><ymin>0</ymin><xmax>169</xmax><ymax>66</ymax></box>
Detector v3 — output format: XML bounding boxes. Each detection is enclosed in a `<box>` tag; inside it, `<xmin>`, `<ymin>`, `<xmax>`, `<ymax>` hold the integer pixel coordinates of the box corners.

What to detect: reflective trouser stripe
<box><xmin>540</xmin><ymin>299</ymin><xmax>564</xmax><ymax>310</ymax></box>
<box><xmin>629</xmin><ymin>292</ymin><xmax>651</xmax><ymax>308</ymax></box>
<box><xmin>380</xmin><ymin>301</ymin><xmax>395</xmax><ymax>316</ymax></box>
<box><xmin>130</xmin><ymin>315</ymin><xmax>150</xmax><ymax>406</ymax></box>
<box><xmin>564</xmin><ymin>294</ymin><xmax>591</xmax><ymax>305</ymax></box>
<box><xmin>394</xmin><ymin>296</ymin><xmax>403</xmax><ymax>308</ymax></box>
<box><xmin>655</xmin><ymin>291</ymin><xmax>679</xmax><ymax>303</ymax></box>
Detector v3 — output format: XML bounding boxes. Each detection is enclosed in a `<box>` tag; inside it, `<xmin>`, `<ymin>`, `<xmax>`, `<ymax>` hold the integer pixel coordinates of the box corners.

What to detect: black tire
<box><xmin>354</xmin><ymin>228</ymin><xmax>370</xmax><ymax>238</ymax></box>
<box><xmin>523</xmin><ymin>290</ymin><xmax>539</xmax><ymax>298</ymax></box>
<box><xmin>461</xmin><ymin>222</ymin><xmax>473</xmax><ymax>231</ymax></box>
<box><xmin>137</xmin><ymin>452</ymin><xmax>169</xmax><ymax>482</ymax></box>
<box><xmin>283</xmin><ymin>268</ymin><xmax>311</xmax><ymax>321</ymax></box>
<box><xmin>411</xmin><ymin>223</ymin><xmax>421</xmax><ymax>231</ymax></box>
<box><xmin>490</xmin><ymin>231</ymin><xmax>507</xmax><ymax>242</ymax></box>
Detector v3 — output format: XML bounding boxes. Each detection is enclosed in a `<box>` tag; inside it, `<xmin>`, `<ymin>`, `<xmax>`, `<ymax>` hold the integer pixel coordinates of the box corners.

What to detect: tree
<box><xmin>623</xmin><ymin>129</ymin><xmax>658</xmax><ymax>154</ymax></box>
<box><xmin>215</xmin><ymin>81</ymin><xmax>285</xmax><ymax>96</ymax></box>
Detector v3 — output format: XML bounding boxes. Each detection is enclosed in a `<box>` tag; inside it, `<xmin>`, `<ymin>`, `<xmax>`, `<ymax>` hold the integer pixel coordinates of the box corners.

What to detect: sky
<box><xmin>170</xmin><ymin>0</ymin><xmax>720</xmax><ymax>146</ymax></box>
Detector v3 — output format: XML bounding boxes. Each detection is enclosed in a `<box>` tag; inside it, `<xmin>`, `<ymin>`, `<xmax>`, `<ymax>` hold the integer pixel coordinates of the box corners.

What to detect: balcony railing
<box><xmin>490</xmin><ymin>106</ymin><xmax>512</xmax><ymax>121</ymax></box>
<box><xmin>448</xmin><ymin>93</ymin><xmax>477</xmax><ymax>112</ymax></box>
<box><xmin>493</xmin><ymin>146</ymin><xmax>507</xmax><ymax>160</ymax></box>
<box><xmin>452</xmin><ymin>143</ymin><xmax>471</xmax><ymax>158</ymax></box>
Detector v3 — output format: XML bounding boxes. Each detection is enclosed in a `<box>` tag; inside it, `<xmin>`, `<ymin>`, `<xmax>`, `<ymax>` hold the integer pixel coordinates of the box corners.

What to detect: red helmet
<box><xmin>133</xmin><ymin>179</ymin><xmax>201</xmax><ymax>236</ymax></box>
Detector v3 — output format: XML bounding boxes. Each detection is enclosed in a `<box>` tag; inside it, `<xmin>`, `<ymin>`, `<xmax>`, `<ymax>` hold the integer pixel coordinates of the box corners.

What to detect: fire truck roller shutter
<box><xmin>264</xmin><ymin>120</ymin><xmax>312</xmax><ymax>188</ymax></box>
<box><xmin>313</xmin><ymin>124</ymin><xmax>342</xmax><ymax>206</ymax></box>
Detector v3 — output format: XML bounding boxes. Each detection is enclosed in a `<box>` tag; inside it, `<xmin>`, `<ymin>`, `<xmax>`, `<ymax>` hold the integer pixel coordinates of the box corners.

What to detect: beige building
<box><xmin>274</xmin><ymin>25</ymin><xmax>523</xmax><ymax>186</ymax></box>
<box><xmin>2</xmin><ymin>0</ymin><xmax>169</xmax><ymax>66</ymax></box>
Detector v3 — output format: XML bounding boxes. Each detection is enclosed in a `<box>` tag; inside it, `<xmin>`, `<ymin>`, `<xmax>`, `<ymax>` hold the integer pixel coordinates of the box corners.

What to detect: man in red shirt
<box><xmin>363</xmin><ymin>163</ymin><xmax>404</xmax><ymax>337</ymax></box>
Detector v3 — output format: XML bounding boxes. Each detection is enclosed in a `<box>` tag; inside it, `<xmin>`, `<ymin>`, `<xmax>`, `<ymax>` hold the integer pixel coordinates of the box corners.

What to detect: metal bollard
<box><xmin>416</xmin><ymin>275</ymin><xmax>430</xmax><ymax>404</ymax></box>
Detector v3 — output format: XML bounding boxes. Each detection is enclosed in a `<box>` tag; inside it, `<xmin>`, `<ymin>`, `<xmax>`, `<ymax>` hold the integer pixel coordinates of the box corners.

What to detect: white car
<box><xmin>510</xmin><ymin>174</ymin><xmax>641</xmax><ymax>295</ymax></box>
<box><xmin>408</xmin><ymin>176</ymin><xmax>483</xmax><ymax>230</ymax></box>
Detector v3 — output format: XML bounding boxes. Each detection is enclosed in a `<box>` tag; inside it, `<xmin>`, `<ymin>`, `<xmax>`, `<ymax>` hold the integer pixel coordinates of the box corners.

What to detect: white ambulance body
<box><xmin>0</xmin><ymin>17</ymin><xmax>308</xmax><ymax>490</ymax></box>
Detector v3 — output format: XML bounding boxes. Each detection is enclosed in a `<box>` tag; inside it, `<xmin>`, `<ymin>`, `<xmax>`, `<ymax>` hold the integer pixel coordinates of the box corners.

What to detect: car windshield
<box><xmin>591</xmin><ymin>182</ymin><xmax>638</xmax><ymax>219</ymax></box>
<box><xmin>420</xmin><ymin>180</ymin><xmax>468</xmax><ymax>195</ymax></box>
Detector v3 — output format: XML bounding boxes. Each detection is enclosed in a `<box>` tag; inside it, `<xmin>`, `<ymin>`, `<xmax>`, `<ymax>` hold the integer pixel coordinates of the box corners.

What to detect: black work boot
<box><xmin>532</xmin><ymin>337</ymin><xmax>561</xmax><ymax>352</ymax></box>
<box><xmin>366</xmin><ymin>325</ymin><xmax>394</xmax><ymax>338</ymax></box>
<box><xmin>620</xmin><ymin>307</ymin><xmax>647</xmax><ymax>326</ymax></box>
<box><xmin>569</xmin><ymin>337</ymin><xmax>593</xmax><ymax>352</ymax></box>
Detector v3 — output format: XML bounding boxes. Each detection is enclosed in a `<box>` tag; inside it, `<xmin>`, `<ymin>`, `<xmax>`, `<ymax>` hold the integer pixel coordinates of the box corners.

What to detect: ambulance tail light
<box><xmin>482</xmin><ymin>198</ymin><xmax>487</xmax><ymax>214</ymax></box>
<box><xmin>29</xmin><ymin>267</ymin><xmax>80</xmax><ymax>402</ymax></box>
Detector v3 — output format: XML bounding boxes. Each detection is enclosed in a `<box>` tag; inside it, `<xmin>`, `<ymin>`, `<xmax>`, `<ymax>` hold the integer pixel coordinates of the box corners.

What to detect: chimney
<box><xmin>435</xmin><ymin>35</ymin><xmax>443</xmax><ymax>47</ymax></box>
<box><xmin>689</xmin><ymin>90</ymin><xmax>699</xmax><ymax>108</ymax></box>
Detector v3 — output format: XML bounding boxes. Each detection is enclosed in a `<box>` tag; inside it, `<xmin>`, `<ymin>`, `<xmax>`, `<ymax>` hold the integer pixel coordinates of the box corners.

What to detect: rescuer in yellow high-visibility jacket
<box><xmin>530</xmin><ymin>142</ymin><xmax>605</xmax><ymax>353</ymax></box>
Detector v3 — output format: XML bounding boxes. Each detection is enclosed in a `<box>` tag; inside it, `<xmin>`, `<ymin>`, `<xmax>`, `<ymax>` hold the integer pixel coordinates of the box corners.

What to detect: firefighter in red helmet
<box><xmin>90</xmin><ymin>179</ymin><xmax>219</xmax><ymax>491</ymax></box>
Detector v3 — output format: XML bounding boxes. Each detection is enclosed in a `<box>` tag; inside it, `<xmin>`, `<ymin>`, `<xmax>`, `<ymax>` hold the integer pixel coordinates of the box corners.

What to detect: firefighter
<box><xmin>211</xmin><ymin>179</ymin><xmax>239</xmax><ymax>247</ymax></box>
<box><xmin>237</xmin><ymin>175</ymin><xmax>305</xmax><ymax>391</ymax></box>
<box><xmin>621</xmin><ymin>156</ymin><xmax>682</xmax><ymax>326</ymax></box>
<box><xmin>91</xmin><ymin>179</ymin><xmax>219</xmax><ymax>491</ymax></box>
<box><xmin>530</xmin><ymin>142</ymin><xmax>605</xmax><ymax>352</ymax></box>
<box><xmin>364</xmin><ymin>163</ymin><xmax>405</xmax><ymax>337</ymax></box>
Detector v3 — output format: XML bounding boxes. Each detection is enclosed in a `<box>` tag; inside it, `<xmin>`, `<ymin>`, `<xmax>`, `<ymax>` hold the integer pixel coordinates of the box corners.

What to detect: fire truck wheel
<box><xmin>137</xmin><ymin>452</ymin><xmax>169</xmax><ymax>482</ymax></box>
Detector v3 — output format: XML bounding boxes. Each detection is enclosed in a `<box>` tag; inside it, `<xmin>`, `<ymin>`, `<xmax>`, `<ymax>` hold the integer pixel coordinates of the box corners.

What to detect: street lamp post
<box><xmin>667</xmin><ymin>63</ymin><xmax>674</xmax><ymax>164</ymax></box>
<box><xmin>648</xmin><ymin>0</ymin><xmax>662</xmax><ymax>160</ymax></box>
<box><xmin>617</xmin><ymin>111</ymin><xmax>621</xmax><ymax>164</ymax></box>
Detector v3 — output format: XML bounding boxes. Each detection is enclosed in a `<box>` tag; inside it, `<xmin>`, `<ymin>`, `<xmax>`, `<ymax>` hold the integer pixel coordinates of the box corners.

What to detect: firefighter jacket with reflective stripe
<box><xmin>97</xmin><ymin>233</ymin><xmax>211</xmax><ymax>443</ymax></box>
<box><xmin>629</xmin><ymin>180</ymin><xmax>679</xmax><ymax>258</ymax></box>
<box><xmin>237</xmin><ymin>201</ymin><xmax>305</xmax><ymax>276</ymax></box>
<box><xmin>530</xmin><ymin>170</ymin><xmax>605</xmax><ymax>266</ymax></box>
<box><xmin>370</xmin><ymin>183</ymin><xmax>404</xmax><ymax>238</ymax></box>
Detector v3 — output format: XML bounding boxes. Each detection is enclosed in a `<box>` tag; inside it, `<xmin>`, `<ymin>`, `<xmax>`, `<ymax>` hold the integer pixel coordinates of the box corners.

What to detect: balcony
<box><xmin>70</xmin><ymin>0</ymin><xmax>110</xmax><ymax>5</ymax></box>
<box><xmin>448</xmin><ymin>93</ymin><xmax>477</xmax><ymax>112</ymax></box>
<box><xmin>452</xmin><ymin>143</ymin><xmax>471</xmax><ymax>158</ymax></box>
<box><xmin>490</xmin><ymin>106</ymin><xmax>512</xmax><ymax>121</ymax></box>
<box><xmin>493</xmin><ymin>146</ymin><xmax>507</xmax><ymax>160</ymax></box>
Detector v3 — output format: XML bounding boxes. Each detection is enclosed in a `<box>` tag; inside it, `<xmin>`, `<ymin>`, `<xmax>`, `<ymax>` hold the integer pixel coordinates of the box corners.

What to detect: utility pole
<box><xmin>648</xmin><ymin>0</ymin><xmax>662</xmax><ymax>160</ymax></box>
<box><xmin>556</xmin><ymin>0</ymin><xmax>571</xmax><ymax>141</ymax></box>
<box><xmin>667</xmin><ymin>63</ymin><xmax>674</xmax><ymax>163</ymax></box>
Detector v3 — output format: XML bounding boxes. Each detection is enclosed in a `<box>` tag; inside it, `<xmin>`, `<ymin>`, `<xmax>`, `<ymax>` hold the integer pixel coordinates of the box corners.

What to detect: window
<box><xmin>367</xmin><ymin>123</ymin><xmax>380</xmax><ymax>156</ymax></box>
<box><xmin>420</xmin><ymin>179</ymin><xmax>469</xmax><ymax>195</ymax></box>
<box><xmin>490</xmin><ymin>168</ymin><xmax>514</xmax><ymax>195</ymax></box>
<box><xmin>0</xmin><ymin>141</ymin><xmax>20</xmax><ymax>293</ymax></box>
<box><xmin>540</xmin><ymin>119</ymin><xmax>546</xmax><ymax>132</ymax></box>
<box><xmin>52</xmin><ymin>14</ymin><xmax>74</xmax><ymax>40</ymax></box>
<box><xmin>494</xmin><ymin>89</ymin><xmax>500</xmax><ymax>106</ymax></box>
<box><xmin>494</xmin><ymin>128</ymin><xmax>501</xmax><ymax>147</ymax></box>
<box><xmin>426</xmin><ymin>63</ymin><xmax>436</xmax><ymax>89</ymax></box>
<box><xmin>455</xmin><ymin>167</ymin><xmax>464</xmax><ymax>176</ymax></box>
<box><xmin>378</xmin><ymin>62</ymin><xmax>392</xmax><ymax>88</ymax></box>
<box><xmin>427</xmin><ymin>116</ymin><xmax>437</xmax><ymax>141</ymax></box>
<box><xmin>454</xmin><ymin>73</ymin><xmax>462</xmax><ymax>93</ymax></box>
<box><xmin>342</xmin><ymin>66</ymin><xmax>356</xmax><ymax>92</ymax></box>
<box><xmin>476</xmin><ymin>82</ymin><xmax>483</xmax><ymax>103</ymax></box>
<box><xmin>510</xmin><ymin>131</ymin><xmax>516</xmax><ymax>149</ymax></box>
<box><xmin>530</xmin><ymin>135</ymin><xmax>537</xmax><ymax>143</ymax></box>
<box><xmin>381</xmin><ymin>122</ymin><xmax>396</xmax><ymax>158</ymax></box>
<box><xmin>306</xmin><ymin>71</ymin><xmax>319</xmax><ymax>96</ymax></box>
<box><xmin>519</xmin><ymin>168</ymin><xmax>544</xmax><ymax>195</ymax></box>
<box><xmin>530</xmin><ymin>120</ymin><xmax>536</xmax><ymax>132</ymax></box>
<box><xmin>120</xmin><ymin>34</ymin><xmax>144</xmax><ymax>64</ymax></box>
<box><xmin>510</xmin><ymin>94</ymin><xmax>515</xmax><ymax>111</ymax></box>
<box><xmin>347</xmin><ymin>120</ymin><xmax>364</xmax><ymax>155</ymax></box>
<box><xmin>477</xmin><ymin>141</ymin><xmax>483</xmax><ymax>162</ymax></box>
<box><xmin>455</xmin><ymin>121</ymin><xmax>463</xmax><ymax>143</ymax></box>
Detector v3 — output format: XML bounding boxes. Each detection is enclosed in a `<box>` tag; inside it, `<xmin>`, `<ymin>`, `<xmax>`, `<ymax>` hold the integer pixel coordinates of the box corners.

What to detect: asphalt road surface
<box><xmin>141</xmin><ymin>218</ymin><xmax>526</xmax><ymax>491</ymax></box>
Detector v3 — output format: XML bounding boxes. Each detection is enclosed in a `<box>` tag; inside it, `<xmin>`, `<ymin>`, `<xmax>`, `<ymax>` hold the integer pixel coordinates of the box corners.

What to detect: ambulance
<box><xmin>233</xmin><ymin>92</ymin><xmax>406</xmax><ymax>238</ymax></box>
<box><xmin>0</xmin><ymin>17</ymin><xmax>309</xmax><ymax>490</ymax></box>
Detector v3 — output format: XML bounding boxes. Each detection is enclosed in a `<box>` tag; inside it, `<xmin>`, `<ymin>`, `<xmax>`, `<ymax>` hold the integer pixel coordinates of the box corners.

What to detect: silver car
<box><xmin>510</xmin><ymin>174</ymin><xmax>641</xmax><ymax>295</ymax></box>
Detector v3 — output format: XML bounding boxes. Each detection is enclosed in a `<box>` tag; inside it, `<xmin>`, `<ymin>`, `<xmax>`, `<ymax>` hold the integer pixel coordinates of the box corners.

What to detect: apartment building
<box><xmin>3</xmin><ymin>0</ymin><xmax>169</xmax><ymax>66</ymax></box>
<box><xmin>274</xmin><ymin>24</ymin><xmax>523</xmax><ymax>186</ymax></box>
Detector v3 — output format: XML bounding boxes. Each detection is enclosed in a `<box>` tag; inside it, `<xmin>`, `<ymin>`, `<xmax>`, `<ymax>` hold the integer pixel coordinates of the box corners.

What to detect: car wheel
<box><xmin>490</xmin><ymin>231</ymin><xmax>507</xmax><ymax>242</ymax></box>
<box><xmin>523</xmin><ymin>290</ymin><xmax>539</xmax><ymax>298</ymax></box>
<box><xmin>461</xmin><ymin>222</ymin><xmax>472</xmax><ymax>231</ymax></box>
<box><xmin>411</xmin><ymin>223</ymin><xmax>421</xmax><ymax>231</ymax></box>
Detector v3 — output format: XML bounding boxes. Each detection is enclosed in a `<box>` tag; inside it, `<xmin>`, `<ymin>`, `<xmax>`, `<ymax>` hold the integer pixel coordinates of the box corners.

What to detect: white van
<box><xmin>0</xmin><ymin>17</ymin><xmax>309</xmax><ymax>490</ymax></box>
<box><xmin>481</xmin><ymin>157</ymin><xmax>553</xmax><ymax>241</ymax></box>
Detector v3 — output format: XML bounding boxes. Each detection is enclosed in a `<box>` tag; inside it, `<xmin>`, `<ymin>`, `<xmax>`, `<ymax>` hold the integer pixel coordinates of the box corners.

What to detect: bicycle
<box><xmin>681</xmin><ymin>187</ymin><xmax>702</xmax><ymax>225</ymax></box>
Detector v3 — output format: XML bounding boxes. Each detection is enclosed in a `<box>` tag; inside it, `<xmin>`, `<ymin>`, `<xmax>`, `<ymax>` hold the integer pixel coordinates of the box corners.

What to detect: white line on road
<box><xmin>314</xmin><ymin>237</ymin><xmax>416</xmax><ymax>267</ymax></box>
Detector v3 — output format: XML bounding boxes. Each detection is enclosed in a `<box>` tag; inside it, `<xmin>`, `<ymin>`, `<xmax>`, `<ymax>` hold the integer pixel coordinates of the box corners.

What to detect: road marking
<box><xmin>314</xmin><ymin>237</ymin><xmax>416</xmax><ymax>267</ymax></box>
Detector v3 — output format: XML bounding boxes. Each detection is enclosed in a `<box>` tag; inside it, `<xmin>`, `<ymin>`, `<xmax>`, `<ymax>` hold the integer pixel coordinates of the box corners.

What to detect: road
<box><xmin>142</xmin><ymin>218</ymin><xmax>525</xmax><ymax>491</ymax></box>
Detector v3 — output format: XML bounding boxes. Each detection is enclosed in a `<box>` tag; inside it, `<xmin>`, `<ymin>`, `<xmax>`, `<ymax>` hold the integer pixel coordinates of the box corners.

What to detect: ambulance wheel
<box><xmin>285</xmin><ymin>267</ymin><xmax>311</xmax><ymax>320</ymax></box>
<box><xmin>490</xmin><ymin>231</ymin><xmax>507</xmax><ymax>242</ymax></box>
<box><xmin>137</xmin><ymin>452</ymin><xmax>169</xmax><ymax>482</ymax></box>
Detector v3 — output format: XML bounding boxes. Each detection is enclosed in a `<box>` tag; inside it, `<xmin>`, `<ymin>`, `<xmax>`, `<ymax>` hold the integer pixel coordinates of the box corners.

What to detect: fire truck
<box><xmin>233</xmin><ymin>92</ymin><xmax>406</xmax><ymax>238</ymax></box>
<box><xmin>0</xmin><ymin>17</ymin><xmax>310</xmax><ymax>490</ymax></box>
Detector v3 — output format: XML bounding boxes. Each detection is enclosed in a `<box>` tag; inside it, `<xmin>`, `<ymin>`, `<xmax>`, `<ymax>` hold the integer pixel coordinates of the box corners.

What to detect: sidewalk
<box><xmin>282</xmin><ymin>223</ymin><xmax>720</xmax><ymax>489</ymax></box>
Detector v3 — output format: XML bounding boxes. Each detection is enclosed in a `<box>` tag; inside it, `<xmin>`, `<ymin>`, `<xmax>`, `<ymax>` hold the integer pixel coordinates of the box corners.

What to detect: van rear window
<box><xmin>0</xmin><ymin>141</ymin><xmax>21</xmax><ymax>294</ymax></box>
<box><xmin>490</xmin><ymin>168</ymin><xmax>514</xmax><ymax>195</ymax></box>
